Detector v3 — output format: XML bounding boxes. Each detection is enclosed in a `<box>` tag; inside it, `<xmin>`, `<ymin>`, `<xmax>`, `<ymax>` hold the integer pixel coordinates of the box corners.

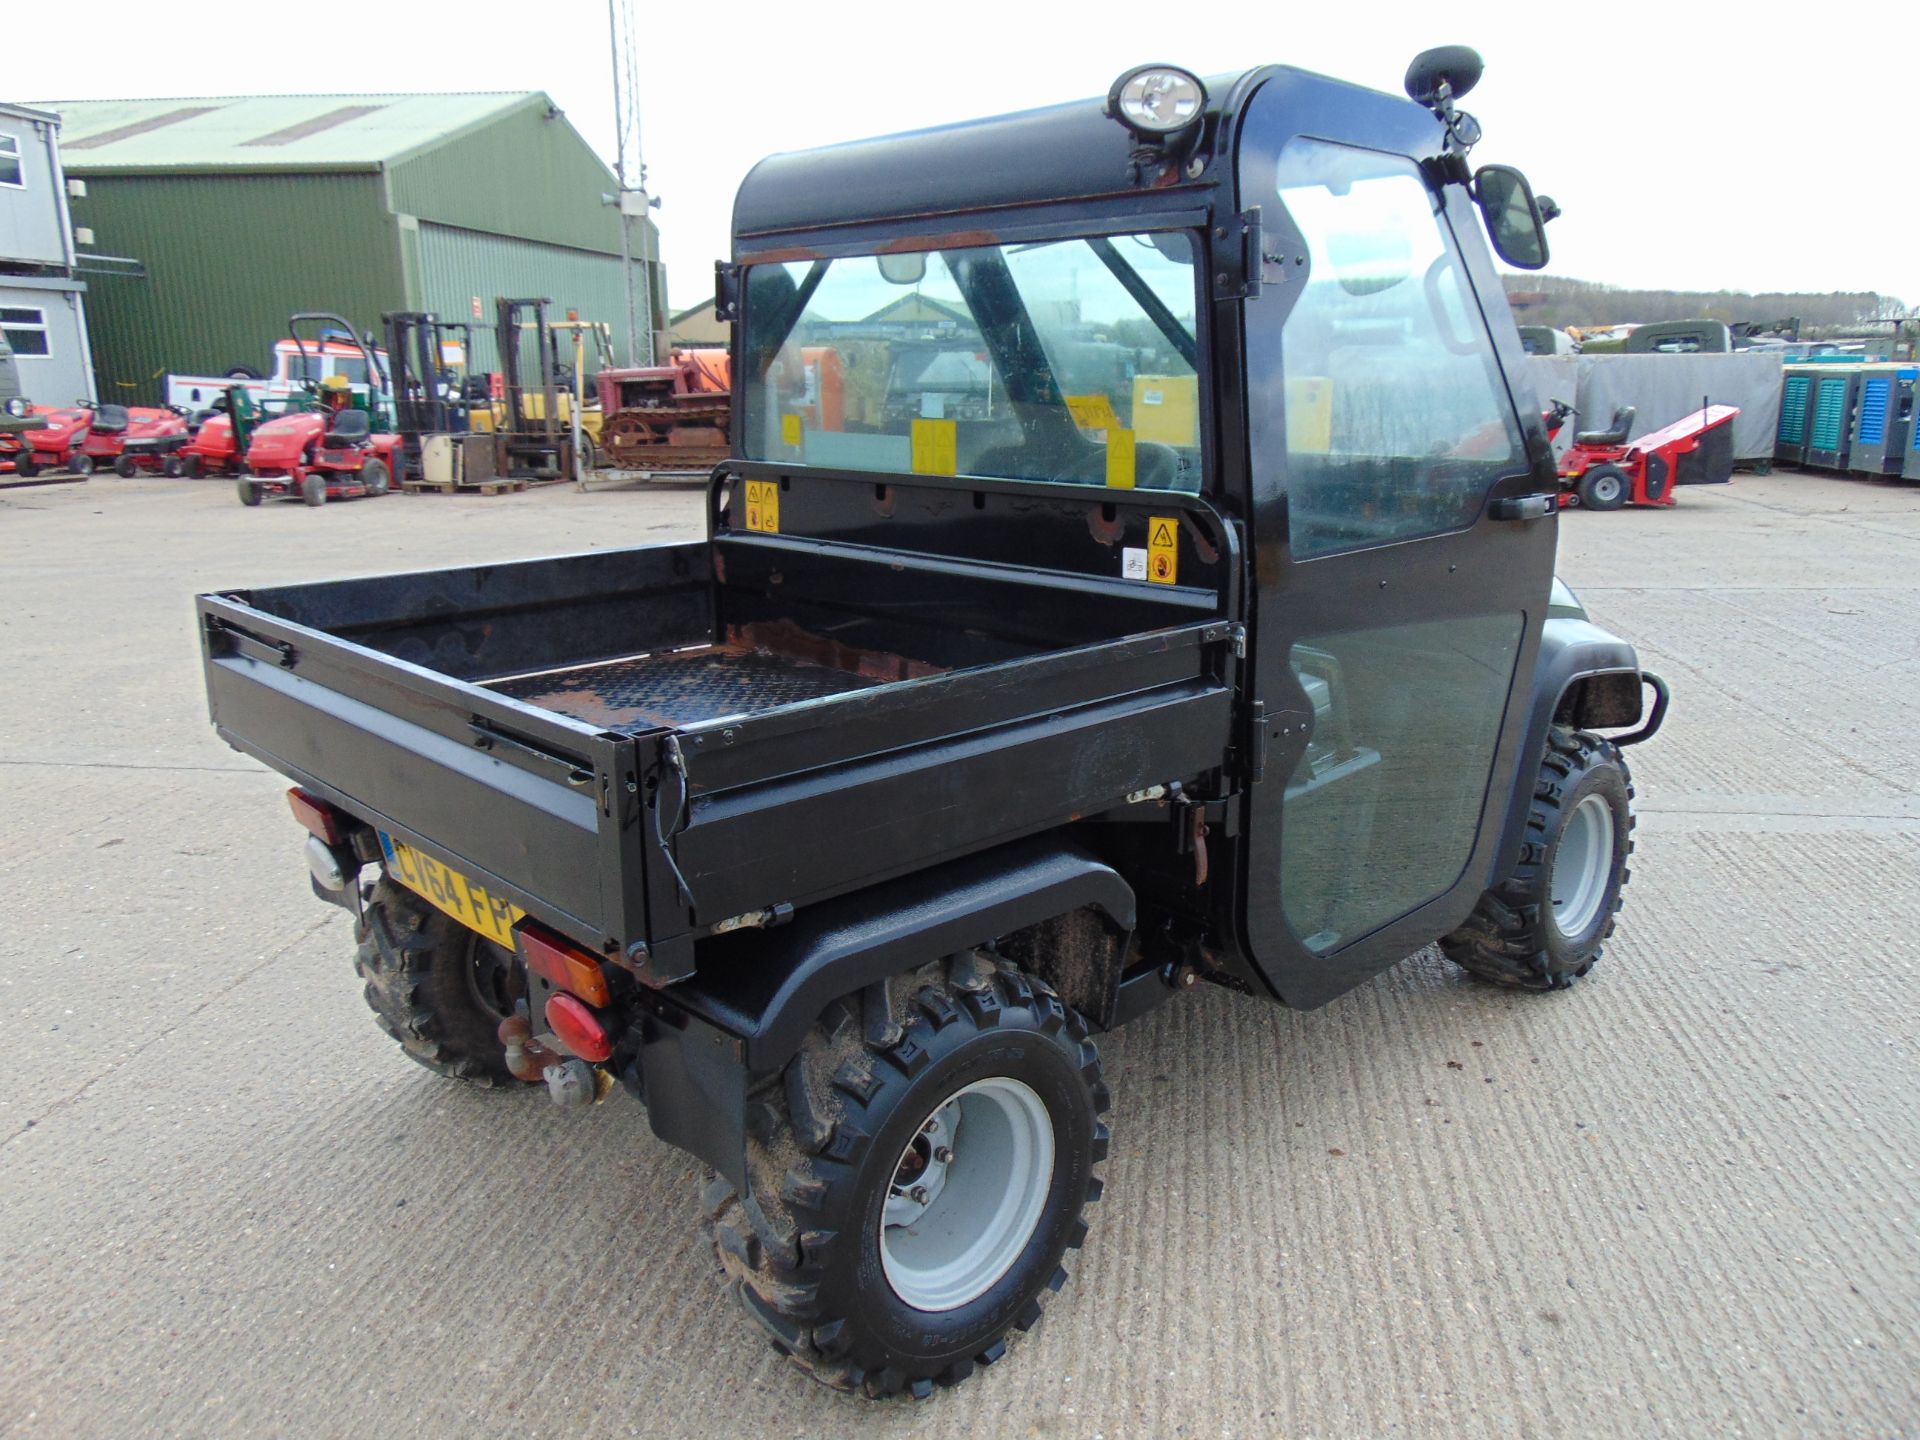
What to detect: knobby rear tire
<box><xmin>705</xmin><ymin>954</ymin><xmax>1109</xmax><ymax>1399</ymax></box>
<box><xmin>354</xmin><ymin>877</ymin><xmax>524</xmax><ymax>1087</ymax></box>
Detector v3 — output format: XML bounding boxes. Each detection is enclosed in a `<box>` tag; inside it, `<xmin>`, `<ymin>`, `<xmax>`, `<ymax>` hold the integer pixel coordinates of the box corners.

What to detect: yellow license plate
<box><xmin>379</xmin><ymin>832</ymin><xmax>524</xmax><ymax>948</ymax></box>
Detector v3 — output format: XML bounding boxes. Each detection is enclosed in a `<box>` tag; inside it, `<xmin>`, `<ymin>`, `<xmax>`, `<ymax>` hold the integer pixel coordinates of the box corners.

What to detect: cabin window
<box><xmin>0</xmin><ymin>134</ymin><xmax>21</xmax><ymax>188</ymax></box>
<box><xmin>1271</xmin><ymin>138</ymin><xmax>1522</xmax><ymax>558</ymax></box>
<box><xmin>742</xmin><ymin>233</ymin><xmax>1203</xmax><ymax>493</ymax></box>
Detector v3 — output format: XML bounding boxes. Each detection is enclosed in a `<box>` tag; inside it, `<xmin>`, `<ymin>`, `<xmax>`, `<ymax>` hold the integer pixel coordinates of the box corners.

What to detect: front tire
<box><xmin>114</xmin><ymin>454</ymin><xmax>139</xmax><ymax>478</ymax></box>
<box><xmin>68</xmin><ymin>451</ymin><xmax>95</xmax><ymax>477</ymax></box>
<box><xmin>362</xmin><ymin>458</ymin><xmax>391</xmax><ymax>496</ymax></box>
<box><xmin>236</xmin><ymin>476</ymin><xmax>262</xmax><ymax>506</ymax></box>
<box><xmin>1441</xmin><ymin>726</ymin><xmax>1634</xmax><ymax>990</ymax></box>
<box><xmin>708</xmin><ymin>955</ymin><xmax>1109</xmax><ymax>1399</ymax></box>
<box><xmin>301</xmin><ymin>472</ymin><xmax>327</xmax><ymax>507</ymax></box>
<box><xmin>354</xmin><ymin>877</ymin><xmax>525</xmax><ymax>1086</ymax></box>
<box><xmin>1576</xmin><ymin>463</ymin><xmax>1629</xmax><ymax>511</ymax></box>
<box><xmin>13</xmin><ymin>453</ymin><xmax>38</xmax><ymax>478</ymax></box>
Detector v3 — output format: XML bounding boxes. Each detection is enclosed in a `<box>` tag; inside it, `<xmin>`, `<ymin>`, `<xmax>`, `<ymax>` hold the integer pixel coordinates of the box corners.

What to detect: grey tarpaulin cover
<box><xmin>1525</xmin><ymin>352</ymin><xmax>1784</xmax><ymax>461</ymax></box>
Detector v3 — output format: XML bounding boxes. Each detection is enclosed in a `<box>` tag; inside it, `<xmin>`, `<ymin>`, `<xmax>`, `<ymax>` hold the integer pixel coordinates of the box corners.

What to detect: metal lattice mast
<box><xmin>608</xmin><ymin>0</ymin><xmax>654</xmax><ymax>365</ymax></box>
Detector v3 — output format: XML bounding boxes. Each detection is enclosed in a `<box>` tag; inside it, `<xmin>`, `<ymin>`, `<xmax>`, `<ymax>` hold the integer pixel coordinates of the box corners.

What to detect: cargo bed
<box><xmin>199</xmin><ymin>528</ymin><xmax>1236</xmax><ymax>979</ymax></box>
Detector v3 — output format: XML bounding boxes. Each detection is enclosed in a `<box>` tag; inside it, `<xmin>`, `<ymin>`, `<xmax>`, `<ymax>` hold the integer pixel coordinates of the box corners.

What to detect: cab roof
<box><xmin>732</xmin><ymin>68</ymin><xmax>1270</xmax><ymax>248</ymax></box>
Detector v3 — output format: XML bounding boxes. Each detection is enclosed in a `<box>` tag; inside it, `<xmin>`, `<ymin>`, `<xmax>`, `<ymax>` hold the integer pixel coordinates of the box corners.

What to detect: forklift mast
<box><xmin>383</xmin><ymin>311</ymin><xmax>484</xmax><ymax>480</ymax></box>
<box><xmin>494</xmin><ymin>297</ymin><xmax>571</xmax><ymax>478</ymax></box>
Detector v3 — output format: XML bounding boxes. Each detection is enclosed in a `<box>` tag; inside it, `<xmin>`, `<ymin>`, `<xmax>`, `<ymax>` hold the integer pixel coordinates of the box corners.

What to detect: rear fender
<box><xmin>632</xmin><ymin>835</ymin><xmax>1135</xmax><ymax>1191</ymax></box>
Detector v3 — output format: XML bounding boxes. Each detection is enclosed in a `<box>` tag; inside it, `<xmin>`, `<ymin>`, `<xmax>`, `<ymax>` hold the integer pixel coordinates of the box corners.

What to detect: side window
<box><xmin>1274</xmin><ymin>139</ymin><xmax>1521</xmax><ymax>558</ymax></box>
<box><xmin>0</xmin><ymin>306</ymin><xmax>49</xmax><ymax>356</ymax></box>
<box><xmin>0</xmin><ymin>134</ymin><xmax>21</xmax><ymax>188</ymax></box>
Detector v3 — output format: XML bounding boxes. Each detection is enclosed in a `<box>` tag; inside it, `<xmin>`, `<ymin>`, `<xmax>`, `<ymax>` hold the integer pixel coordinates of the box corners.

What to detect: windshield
<box><xmin>281</xmin><ymin>352</ymin><xmax>373</xmax><ymax>386</ymax></box>
<box><xmin>741</xmin><ymin>233</ymin><xmax>1202</xmax><ymax>492</ymax></box>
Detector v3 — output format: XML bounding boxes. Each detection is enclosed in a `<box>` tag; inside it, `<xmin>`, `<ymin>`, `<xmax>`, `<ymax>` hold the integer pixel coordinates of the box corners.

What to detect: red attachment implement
<box><xmin>1551</xmin><ymin>399</ymin><xmax>1739</xmax><ymax>511</ymax></box>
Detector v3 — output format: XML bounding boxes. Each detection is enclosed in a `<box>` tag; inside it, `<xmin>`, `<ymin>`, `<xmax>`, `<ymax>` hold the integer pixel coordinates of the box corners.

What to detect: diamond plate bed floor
<box><xmin>486</xmin><ymin>644</ymin><xmax>882</xmax><ymax>730</ymax></box>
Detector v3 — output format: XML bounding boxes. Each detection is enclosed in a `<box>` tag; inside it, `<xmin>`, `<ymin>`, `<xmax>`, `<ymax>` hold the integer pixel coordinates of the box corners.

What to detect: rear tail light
<box><xmin>516</xmin><ymin>924</ymin><xmax>611</xmax><ymax>1007</ymax></box>
<box><xmin>545</xmin><ymin>994</ymin><xmax>612</xmax><ymax>1063</ymax></box>
<box><xmin>287</xmin><ymin>787</ymin><xmax>348</xmax><ymax>845</ymax></box>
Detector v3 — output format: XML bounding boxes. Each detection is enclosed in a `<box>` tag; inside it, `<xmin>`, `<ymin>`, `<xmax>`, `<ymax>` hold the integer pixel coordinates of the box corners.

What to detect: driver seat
<box><xmin>91</xmin><ymin>404</ymin><xmax>130</xmax><ymax>434</ymax></box>
<box><xmin>1575</xmin><ymin>405</ymin><xmax>1636</xmax><ymax>447</ymax></box>
<box><xmin>326</xmin><ymin>408</ymin><xmax>371</xmax><ymax>445</ymax></box>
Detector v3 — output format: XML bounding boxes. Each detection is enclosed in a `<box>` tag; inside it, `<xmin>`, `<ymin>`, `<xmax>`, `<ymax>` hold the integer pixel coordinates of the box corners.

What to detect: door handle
<box><xmin>1489</xmin><ymin>493</ymin><xmax>1558</xmax><ymax>521</ymax></box>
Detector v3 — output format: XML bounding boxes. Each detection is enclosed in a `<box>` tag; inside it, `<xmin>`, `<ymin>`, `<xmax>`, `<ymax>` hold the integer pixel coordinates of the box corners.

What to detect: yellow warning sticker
<box><xmin>911</xmin><ymin>418</ymin><xmax>958</xmax><ymax>476</ymax></box>
<box><xmin>780</xmin><ymin>413</ymin><xmax>803</xmax><ymax>447</ymax></box>
<box><xmin>1065</xmin><ymin>393</ymin><xmax>1123</xmax><ymax>434</ymax></box>
<box><xmin>743</xmin><ymin>479</ymin><xmax>780</xmax><ymax>534</ymax></box>
<box><xmin>1105</xmin><ymin>427</ymin><xmax>1136</xmax><ymax>489</ymax></box>
<box><xmin>1147</xmin><ymin>515</ymin><xmax>1179</xmax><ymax>585</ymax></box>
<box><xmin>1286</xmin><ymin>376</ymin><xmax>1333</xmax><ymax>453</ymax></box>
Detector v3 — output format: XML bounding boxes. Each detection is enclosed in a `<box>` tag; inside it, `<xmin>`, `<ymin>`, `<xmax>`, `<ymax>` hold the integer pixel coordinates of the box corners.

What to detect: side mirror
<box><xmin>1473</xmin><ymin>164</ymin><xmax>1551</xmax><ymax>270</ymax></box>
<box><xmin>876</xmin><ymin>253</ymin><xmax>928</xmax><ymax>285</ymax></box>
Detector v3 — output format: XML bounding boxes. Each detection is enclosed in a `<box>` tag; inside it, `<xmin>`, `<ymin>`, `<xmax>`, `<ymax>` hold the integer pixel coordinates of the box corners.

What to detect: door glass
<box><xmin>1274</xmin><ymin>139</ymin><xmax>1521</xmax><ymax>558</ymax></box>
<box><xmin>1281</xmin><ymin>615</ymin><xmax>1523</xmax><ymax>954</ymax></box>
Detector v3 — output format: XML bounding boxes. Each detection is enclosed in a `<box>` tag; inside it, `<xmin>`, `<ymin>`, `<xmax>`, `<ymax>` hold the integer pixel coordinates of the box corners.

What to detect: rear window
<box><xmin>741</xmin><ymin>233</ymin><xmax>1203</xmax><ymax>492</ymax></box>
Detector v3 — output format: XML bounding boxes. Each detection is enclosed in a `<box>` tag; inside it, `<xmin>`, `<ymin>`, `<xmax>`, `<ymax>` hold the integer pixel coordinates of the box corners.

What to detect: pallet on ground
<box><xmin>402</xmin><ymin>477</ymin><xmax>528</xmax><ymax>497</ymax></box>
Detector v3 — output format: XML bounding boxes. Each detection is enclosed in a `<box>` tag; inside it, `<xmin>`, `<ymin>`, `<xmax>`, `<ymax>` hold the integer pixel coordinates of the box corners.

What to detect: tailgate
<box><xmin>199</xmin><ymin>595</ymin><xmax>647</xmax><ymax>954</ymax></box>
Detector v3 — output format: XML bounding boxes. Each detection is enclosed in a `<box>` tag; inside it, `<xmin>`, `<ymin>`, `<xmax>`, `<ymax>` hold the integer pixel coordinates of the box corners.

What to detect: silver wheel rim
<box><xmin>1551</xmin><ymin>793</ymin><xmax>1615</xmax><ymax>937</ymax></box>
<box><xmin>1592</xmin><ymin>473</ymin><xmax>1621</xmax><ymax>503</ymax></box>
<box><xmin>878</xmin><ymin>1076</ymin><xmax>1055</xmax><ymax>1312</ymax></box>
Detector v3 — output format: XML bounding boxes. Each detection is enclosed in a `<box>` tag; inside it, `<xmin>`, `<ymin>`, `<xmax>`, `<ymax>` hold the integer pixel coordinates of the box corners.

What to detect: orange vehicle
<box><xmin>595</xmin><ymin>349</ymin><xmax>737</xmax><ymax>472</ymax></box>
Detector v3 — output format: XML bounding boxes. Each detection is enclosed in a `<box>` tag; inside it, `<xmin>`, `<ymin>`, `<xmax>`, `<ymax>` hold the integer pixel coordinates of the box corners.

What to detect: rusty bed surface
<box><xmin>486</xmin><ymin>644</ymin><xmax>882</xmax><ymax>730</ymax></box>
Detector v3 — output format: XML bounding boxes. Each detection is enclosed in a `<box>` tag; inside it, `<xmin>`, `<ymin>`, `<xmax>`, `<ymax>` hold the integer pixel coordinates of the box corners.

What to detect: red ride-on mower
<box><xmin>7</xmin><ymin>405</ymin><xmax>94</xmax><ymax>477</ymax></box>
<box><xmin>239</xmin><ymin>385</ymin><xmax>401</xmax><ymax>506</ymax></box>
<box><xmin>238</xmin><ymin>314</ymin><xmax>401</xmax><ymax>507</ymax></box>
<box><xmin>1546</xmin><ymin>399</ymin><xmax>1740</xmax><ymax>510</ymax></box>
<box><xmin>167</xmin><ymin>386</ymin><xmax>267</xmax><ymax>478</ymax></box>
<box><xmin>108</xmin><ymin>406</ymin><xmax>192</xmax><ymax>476</ymax></box>
<box><xmin>6</xmin><ymin>403</ymin><xmax>190</xmax><ymax>477</ymax></box>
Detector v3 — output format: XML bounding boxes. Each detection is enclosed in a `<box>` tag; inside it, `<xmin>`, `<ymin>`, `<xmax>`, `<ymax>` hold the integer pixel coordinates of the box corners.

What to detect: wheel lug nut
<box><xmin>910</xmin><ymin>1185</ymin><xmax>929</xmax><ymax>1204</ymax></box>
<box><xmin>933</xmin><ymin>1146</ymin><xmax>952</xmax><ymax>1163</ymax></box>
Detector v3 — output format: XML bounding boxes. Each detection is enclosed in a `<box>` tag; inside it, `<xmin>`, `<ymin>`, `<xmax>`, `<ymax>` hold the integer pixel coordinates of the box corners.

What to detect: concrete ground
<box><xmin>1</xmin><ymin>470</ymin><xmax>1915</xmax><ymax>1439</ymax></box>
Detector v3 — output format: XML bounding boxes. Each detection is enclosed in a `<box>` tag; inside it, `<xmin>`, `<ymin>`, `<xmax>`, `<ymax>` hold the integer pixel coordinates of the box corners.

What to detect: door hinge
<box><xmin>1212</xmin><ymin>207</ymin><xmax>1266</xmax><ymax>301</ymax></box>
<box><xmin>1228</xmin><ymin>623</ymin><xmax>1248</xmax><ymax>659</ymax></box>
<box><xmin>1246</xmin><ymin>699</ymin><xmax>1268</xmax><ymax>784</ymax></box>
<box><xmin>713</xmin><ymin>261</ymin><xmax>741</xmax><ymax>323</ymax></box>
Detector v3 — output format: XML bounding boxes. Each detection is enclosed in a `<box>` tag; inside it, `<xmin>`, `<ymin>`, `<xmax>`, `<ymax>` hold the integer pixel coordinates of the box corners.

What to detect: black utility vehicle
<box><xmin>198</xmin><ymin>48</ymin><xmax>1666</xmax><ymax>1400</ymax></box>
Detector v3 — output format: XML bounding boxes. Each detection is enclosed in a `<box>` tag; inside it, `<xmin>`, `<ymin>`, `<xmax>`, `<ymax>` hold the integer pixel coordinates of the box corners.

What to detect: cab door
<box><xmin>1230</xmin><ymin>75</ymin><xmax>1561</xmax><ymax>1008</ymax></box>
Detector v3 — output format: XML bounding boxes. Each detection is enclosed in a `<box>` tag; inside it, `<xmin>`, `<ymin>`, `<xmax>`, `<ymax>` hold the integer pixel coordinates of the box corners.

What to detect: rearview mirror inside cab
<box><xmin>1472</xmin><ymin>164</ymin><xmax>1550</xmax><ymax>269</ymax></box>
<box><xmin>876</xmin><ymin>253</ymin><xmax>928</xmax><ymax>285</ymax></box>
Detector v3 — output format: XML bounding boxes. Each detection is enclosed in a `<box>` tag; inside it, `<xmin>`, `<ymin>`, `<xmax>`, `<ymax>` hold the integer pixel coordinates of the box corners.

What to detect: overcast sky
<box><xmin>20</xmin><ymin>0</ymin><xmax>1914</xmax><ymax>314</ymax></box>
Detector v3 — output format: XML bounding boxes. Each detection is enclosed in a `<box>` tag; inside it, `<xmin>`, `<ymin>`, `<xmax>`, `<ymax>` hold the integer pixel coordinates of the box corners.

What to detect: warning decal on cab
<box><xmin>911</xmin><ymin>419</ymin><xmax>958</xmax><ymax>475</ymax></box>
<box><xmin>1147</xmin><ymin>516</ymin><xmax>1178</xmax><ymax>584</ymax></box>
<box><xmin>743</xmin><ymin>479</ymin><xmax>780</xmax><ymax>533</ymax></box>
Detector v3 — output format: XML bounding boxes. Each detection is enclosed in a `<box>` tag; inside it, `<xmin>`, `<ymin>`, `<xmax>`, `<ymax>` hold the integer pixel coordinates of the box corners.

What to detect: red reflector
<box><xmin>517</xmin><ymin>924</ymin><xmax>611</xmax><ymax>1007</ymax></box>
<box><xmin>287</xmin><ymin>787</ymin><xmax>346</xmax><ymax>845</ymax></box>
<box><xmin>546</xmin><ymin>994</ymin><xmax>612</xmax><ymax>1063</ymax></box>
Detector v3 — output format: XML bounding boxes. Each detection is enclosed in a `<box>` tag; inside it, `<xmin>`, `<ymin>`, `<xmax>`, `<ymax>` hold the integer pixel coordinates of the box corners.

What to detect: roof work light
<box><xmin>1106</xmin><ymin>65</ymin><xmax>1208</xmax><ymax>141</ymax></box>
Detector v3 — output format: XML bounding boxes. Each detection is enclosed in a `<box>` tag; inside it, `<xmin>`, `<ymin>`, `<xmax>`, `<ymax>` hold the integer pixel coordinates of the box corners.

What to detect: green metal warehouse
<box><xmin>46</xmin><ymin>93</ymin><xmax>664</xmax><ymax>401</ymax></box>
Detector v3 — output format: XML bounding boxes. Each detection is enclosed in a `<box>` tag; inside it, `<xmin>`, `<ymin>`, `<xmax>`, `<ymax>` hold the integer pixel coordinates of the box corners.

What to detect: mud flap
<box><xmin>632</xmin><ymin>1005</ymin><xmax>752</xmax><ymax>1193</ymax></box>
